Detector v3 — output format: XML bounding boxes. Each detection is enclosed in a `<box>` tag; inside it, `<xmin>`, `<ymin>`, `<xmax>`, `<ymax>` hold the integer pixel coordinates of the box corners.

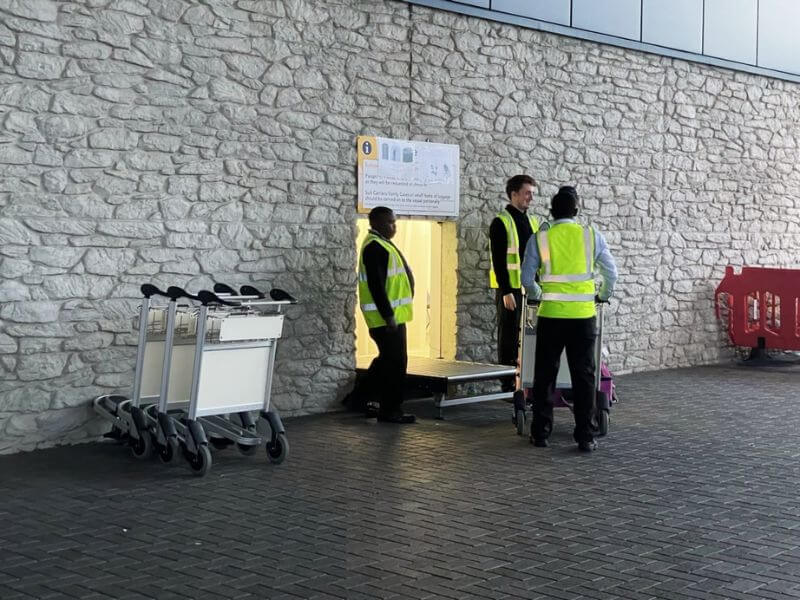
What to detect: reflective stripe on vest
<box><xmin>537</xmin><ymin>223</ymin><xmax>596</xmax><ymax>319</ymax></box>
<box><xmin>489</xmin><ymin>209</ymin><xmax>539</xmax><ymax>289</ymax></box>
<box><xmin>538</xmin><ymin>227</ymin><xmax>594</xmax><ymax>284</ymax></box>
<box><xmin>358</xmin><ymin>233</ymin><xmax>414</xmax><ymax>328</ymax></box>
<box><xmin>360</xmin><ymin>296</ymin><xmax>414</xmax><ymax>312</ymax></box>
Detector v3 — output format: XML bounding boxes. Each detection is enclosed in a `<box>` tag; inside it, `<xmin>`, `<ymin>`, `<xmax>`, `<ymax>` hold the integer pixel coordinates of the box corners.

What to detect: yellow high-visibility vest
<box><xmin>358</xmin><ymin>233</ymin><xmax>413</xmax><ymax>328</ymax></box>
<box><xmin>536</xmin><ymin>222</ymin><xmax>596</xmax><ymax>318</ymax></box>
<box><xmin>489</xmin><ymin>209</ymin><xmax>539</xmax><ymax>289</ymax></box>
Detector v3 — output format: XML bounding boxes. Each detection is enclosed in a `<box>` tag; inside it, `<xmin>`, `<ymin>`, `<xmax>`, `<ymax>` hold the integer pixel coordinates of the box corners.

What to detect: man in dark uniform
<box><xmin>489</xmin><ymin>174</ymin><xmax>540</xmax><ymax>391</ymax></box>
<box><xmin>354</xmin><ymin>206</ymin><xmax>416</xmax><ymax>424</ymax></box>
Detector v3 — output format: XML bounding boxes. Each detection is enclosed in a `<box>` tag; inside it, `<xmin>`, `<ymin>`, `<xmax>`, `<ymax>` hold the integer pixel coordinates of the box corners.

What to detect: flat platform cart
<box><xmin>356</xmin><ymin>356</ymin><xmax>516</xmax><ymax>419</ymax></box>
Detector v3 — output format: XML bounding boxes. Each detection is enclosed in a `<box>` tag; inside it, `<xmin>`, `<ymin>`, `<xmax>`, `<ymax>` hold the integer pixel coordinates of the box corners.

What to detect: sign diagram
<box><xmin>357</xmin><ymin>136</ymin><xmax>460</xmax><ymax>218</ymax></box>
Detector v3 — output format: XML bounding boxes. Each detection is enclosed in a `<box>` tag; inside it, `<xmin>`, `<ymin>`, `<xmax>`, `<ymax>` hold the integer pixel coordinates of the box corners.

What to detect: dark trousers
<box><xmin>365</xmin><ymin>324</ymin><xmax>407</xmax><ymax>417</ymax></box>
<box><xmin>531</xmin><ymin>316</ymin><xmax>597</xmax><ymax>444</ymax></box>
<box><xmin>496</xmin><ymin>288</ymin><xmax>523</xmax><ymax>391</ymax></box>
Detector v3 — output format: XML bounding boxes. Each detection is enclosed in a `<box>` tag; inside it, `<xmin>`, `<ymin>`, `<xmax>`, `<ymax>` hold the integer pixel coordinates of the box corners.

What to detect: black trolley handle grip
<box><xmin>166</xmin><ymin>286</ymin><xmax>199</xmax><ymax>302</ymax></box>
<box><xmin>239</xmin><ymin>284</ymin><xmax>265</xmax><ymax>299</ymax></box>
<box><xmin>213</xmin><ymin>282</ymin><xmax>237</xmax><ymax>295</ymax></box>
<box><xmin>140</xmin><ymin>283</ymin><xmax>169</xmax><ymax>298</ymax></box>
<box><xmin>197</xmin><ymin>290</ymin><xmax>241</xmax><ymax>307</ymax></box>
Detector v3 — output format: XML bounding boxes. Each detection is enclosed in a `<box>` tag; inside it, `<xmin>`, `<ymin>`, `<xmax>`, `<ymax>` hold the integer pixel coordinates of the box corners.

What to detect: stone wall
<box><xmin>1</xmin><ymin>0</ymin><xmax>799</xmax><ymax>453</ymax></box>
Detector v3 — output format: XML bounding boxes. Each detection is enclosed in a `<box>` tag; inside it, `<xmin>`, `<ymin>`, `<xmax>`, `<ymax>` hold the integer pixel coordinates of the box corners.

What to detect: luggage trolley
<box><xmin>164</xmin><ymin>287</ymin><xmax>293</xmax><ymax>476</ymax></box>
<box><xmin>93</xmin><ymin>283</ymin><xmax>182</xmax><ymax>459</ymax></box>
<box><xmin>513</xmin><ymin>298</ymin><xmax>617</xmax><ymax>437</ymax></box>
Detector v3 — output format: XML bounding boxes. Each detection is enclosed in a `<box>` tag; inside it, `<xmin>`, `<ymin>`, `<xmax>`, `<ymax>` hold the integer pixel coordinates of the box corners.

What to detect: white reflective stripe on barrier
<box><xmin>541</xmin><ymin>292</ymin><xmax>595</xmax><ymax>302</ymax></box>
<box><xmin>361</xmin><ymin>296</ymin><xmax>414</xmax><ymax>312</ymax></box>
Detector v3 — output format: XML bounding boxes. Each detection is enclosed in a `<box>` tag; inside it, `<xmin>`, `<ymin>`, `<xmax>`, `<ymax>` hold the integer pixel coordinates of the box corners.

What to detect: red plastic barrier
<box><xmin>715</xmin><ymin>266</ymin><xmax>800</xmax><ymax>350</ymax></box>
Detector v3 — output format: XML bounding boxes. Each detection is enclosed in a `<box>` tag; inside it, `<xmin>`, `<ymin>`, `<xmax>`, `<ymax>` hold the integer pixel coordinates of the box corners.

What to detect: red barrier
<box><xmin>715</xmin><ymin>265</ymin><xmax>800</xmax><ymax>351</ymax></box>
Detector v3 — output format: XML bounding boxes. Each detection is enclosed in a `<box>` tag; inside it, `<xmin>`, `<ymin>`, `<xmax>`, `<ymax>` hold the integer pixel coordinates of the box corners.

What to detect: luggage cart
<box><xmin>93</xmin><ymin>284</ymin><xmax>181</xmax><ymax>460</ymax></box>
<box><xmin>165</xmin><ymin>287</ymin><xmax>293</xmax><ymax>476</ymax></box>
<box><xmin>140</xmin><ymin>285</ymin><xmax>198</xmax><ymax>465</ymax></box>
<box><xmin>94</xmin><ymin>284</ymin><xmax>294</xmax><ymax>476</ymax></box>
<box><xmin>513</xmin><ymin>298</ymin><xmax>617</xmax><ymax>437</ymax></box>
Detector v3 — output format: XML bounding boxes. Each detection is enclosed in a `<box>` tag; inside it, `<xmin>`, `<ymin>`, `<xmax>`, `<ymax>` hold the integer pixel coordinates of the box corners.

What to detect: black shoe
<box><xmin>377</xmin><ymin>413</ymin><xmax>416</xmax><ymax>424</ymax></box>
<box><xmin>578</xmin><ymin>440</ymin><xmax>598</xmax><ymax>452</ymax></box>
<box><xmin>364</xmin><ymin>401</ymin><xmax>379</xmax><ymax>418</ymax></box>
<box><xmin>531</xmin><ymin>437</ymin><xmax>548</xmax><ymax>448</ymax></box>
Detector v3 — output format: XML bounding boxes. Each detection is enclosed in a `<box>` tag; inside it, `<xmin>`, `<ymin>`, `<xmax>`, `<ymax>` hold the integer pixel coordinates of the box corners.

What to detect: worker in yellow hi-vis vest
<box><xmin>357</xmin><ymin>206</ymin><xmax>416</xmax><ymax>424</ymax></box>
<box><xmin>489</xmin><ymin>174</ymin><xmax>540</xmax><ymax>392</ymax></box>
<box><xmin>521</xmin><ymin>186</ymin><xmax>618</xmax><ymax>452</ymax></box>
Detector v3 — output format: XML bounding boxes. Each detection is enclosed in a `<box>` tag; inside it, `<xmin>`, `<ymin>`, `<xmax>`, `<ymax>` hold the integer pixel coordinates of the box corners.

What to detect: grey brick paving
<box><xmin>2</xmin><ymin>365</ymin><xmax>800</xmax><ymax>599</ymax></box>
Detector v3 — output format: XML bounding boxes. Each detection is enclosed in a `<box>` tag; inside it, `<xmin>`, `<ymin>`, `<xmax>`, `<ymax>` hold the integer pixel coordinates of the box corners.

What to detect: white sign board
<box><xmin>357</xmin><ymin>136</ymin><xmax>460</xmax><ymax>218</ymax></box>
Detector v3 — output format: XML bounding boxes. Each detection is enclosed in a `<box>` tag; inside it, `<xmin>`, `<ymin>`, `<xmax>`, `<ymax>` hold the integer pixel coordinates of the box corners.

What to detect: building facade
<box><xmin>1</xmin><ymin>0</ymin><xmax>800</xmax><ymax>453</ymax></box>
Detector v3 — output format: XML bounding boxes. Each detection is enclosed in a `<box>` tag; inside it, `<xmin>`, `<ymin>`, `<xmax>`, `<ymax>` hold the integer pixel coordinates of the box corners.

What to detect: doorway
<box><xmin>355</xmin><ymin>218</ymin><xmax>457</xmax><ymax>361</ymax></box>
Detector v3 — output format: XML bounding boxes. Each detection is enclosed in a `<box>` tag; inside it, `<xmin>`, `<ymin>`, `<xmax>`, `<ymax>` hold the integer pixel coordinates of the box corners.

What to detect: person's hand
<box><xmin>502</xmin><ymin>293</ymin><xmax>516</xmax><ymax>311</ymax></box>
<box><xmin>386</xmin><ymin>316</ymin><xmax>398</xmax><ymax>331</ymax></box>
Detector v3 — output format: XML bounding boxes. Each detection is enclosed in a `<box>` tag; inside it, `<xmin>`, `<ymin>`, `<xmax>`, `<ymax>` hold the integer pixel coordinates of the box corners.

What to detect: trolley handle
<box><xmin>241</xmin><ymin>284</ymin><xmax>298</xmax><ymax>304</ymax></box>
<box><xmin>140</xmin><ymin>283</ymin><xmax>170</xmax><ymax>298</ymax></box>
<box><xmin>213</xmin><ymin>282</ymin><xmax>237</xmax><ymax>295</ymax></box>
<box><xmin>240</xmin><ymin>284</ymin><xmax>265</xmax><ymax>299</ymax></box>
<box><xmin>166</xmin><ymin>286</ymin><xmax>200</xmax><ymax>302</ymax></box>
<box><xmin>269</xmin><ymin>288</ymin><xmax>297</xmax><ymax>304</ymax></box>
<box><xmin>197</xmin><ymin>290</ymin><xmax>241</xmax><ymax>307</ymax></box>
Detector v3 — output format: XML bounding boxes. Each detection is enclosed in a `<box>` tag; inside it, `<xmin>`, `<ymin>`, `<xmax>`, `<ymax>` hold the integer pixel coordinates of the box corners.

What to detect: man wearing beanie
<box><xmin>520</xmin><ymin>186</ymin><xmax>617</xmax><ymax>452</ymax></box>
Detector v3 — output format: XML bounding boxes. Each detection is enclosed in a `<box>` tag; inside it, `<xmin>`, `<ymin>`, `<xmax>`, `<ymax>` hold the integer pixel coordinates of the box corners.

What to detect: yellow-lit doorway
<box><xmin>355</xmin><ymin>219</ymin><xmax>457</xmax><ymax>361</ymax></box>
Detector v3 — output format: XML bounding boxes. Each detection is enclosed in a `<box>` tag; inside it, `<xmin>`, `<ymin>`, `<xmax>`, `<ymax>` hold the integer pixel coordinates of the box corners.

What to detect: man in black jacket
<box><xmin>489</xmin><ymin>175</ymin><xmax>540</xmax><ymax>391</ymax></box>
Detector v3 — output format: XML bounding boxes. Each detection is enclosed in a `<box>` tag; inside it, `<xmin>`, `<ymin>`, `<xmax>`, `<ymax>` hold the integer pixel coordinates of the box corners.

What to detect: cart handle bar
<box><xmin>197</xmin><ymin>290</ymin><xmax>241</xmax><ymax>307</ymax></box>
<box><xmin>140</xmin><ymin>283</ymin><xmax>168</xmax><ymax>298</ymax></box>
<box><xmin>213</xmin><ymin>282</ymin><xmax>237</xmax><ymax>295</ymax></box>
<box><xmin>212</xmin><ymin>283</ymin><xmax>297</xmax><ymax>304</ymax></box>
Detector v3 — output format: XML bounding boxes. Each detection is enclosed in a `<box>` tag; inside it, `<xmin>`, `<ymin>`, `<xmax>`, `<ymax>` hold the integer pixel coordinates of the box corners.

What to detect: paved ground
<box><xmin>2</xmin><ymin>364</ymin><xmax>800</xmax><ymax>600</ymax></box>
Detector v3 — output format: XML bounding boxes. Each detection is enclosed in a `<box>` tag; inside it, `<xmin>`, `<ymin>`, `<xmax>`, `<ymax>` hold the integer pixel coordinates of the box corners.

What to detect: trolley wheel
<box><xmin>597</xmin><ymin>409</ymin><xmax>610</xmax><ymax>437</ymax></box>
<box><xmin>515</xmin><ymin>409</ymin><xmax>526</xmax><ymax>436</ymax></box>
<box><xmin>158</xmin><ymin>437</ymin><xmax>179</xmax><ymax>464</ymax></box>
<box><xmin>209</xmin><ymin>437</ymin><xmax>233</xmax><ymax>451</ymax></box>
<box><xmin>185</xmin><ymin>445</ymin><xmax>212</xmax><ymax>476</ymax></box>
<box><xmin>104</xmin><ymin>426</ymin><xmax>127</xmax><ymax>443</ymax></box>
<box><xmin>266</xmin><ymin>433</ymin><xmax>289</xmax><ymax>464</ymax></box>
<box><xmin>237</xmin><ymin>443</ymin><xmax>259</xmax><ymax>456</ymax></box>
<box><xmin>130</xmin><ymin>430</ymin><xmax>153</xmax><ymax>460</ymax></box>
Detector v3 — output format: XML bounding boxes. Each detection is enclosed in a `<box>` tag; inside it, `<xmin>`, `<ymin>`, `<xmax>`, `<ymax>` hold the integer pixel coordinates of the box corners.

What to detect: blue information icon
<box><xmin>361</xmin><ymin>140</ymin><xmax>372</xmax><ymax>155</ymax></box>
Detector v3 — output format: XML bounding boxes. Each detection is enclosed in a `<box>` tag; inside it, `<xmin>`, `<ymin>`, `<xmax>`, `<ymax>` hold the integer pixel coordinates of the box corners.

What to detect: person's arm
<box><xmin>489</xmin><ymin>218</ymin><xmax>512</xmax><ymax>295</ymax></box>
<box><xmin>363</xmin><ymin>242</ymin><xmax>395</xmax><ymax>324</ymax></box>
<box><xmin>593</xmin><ymin>229</ymin><xmax>618</xmax><ymax>301</ymax></box>
<box><xmin>521</xmin><ymin>234</ymin><xmax>542</xmax><ymax>300</ymax></box>
<box><xmin>395</xmin><ymin>246</ymin><xmax>414</xmax><ymax>297</ymax></box>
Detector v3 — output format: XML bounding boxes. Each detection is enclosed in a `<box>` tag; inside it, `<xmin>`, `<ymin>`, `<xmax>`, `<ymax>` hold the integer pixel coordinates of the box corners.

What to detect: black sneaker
<box><xmin>578</xmin><ymin>440</ymin><xmax>598</xmax><ymax>452</ymax></box>
<box><xmin>531</xmin><ymin>437</ymin><xmax>549</xmax><ymax>448</ymax></box>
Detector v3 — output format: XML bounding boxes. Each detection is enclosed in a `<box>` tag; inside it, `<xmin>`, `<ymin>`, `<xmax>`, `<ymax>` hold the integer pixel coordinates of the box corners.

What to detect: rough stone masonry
<box><xmin>1</xmin><ymin>0</ymin><xmax>799</xmax><ymax>453</ymax></box>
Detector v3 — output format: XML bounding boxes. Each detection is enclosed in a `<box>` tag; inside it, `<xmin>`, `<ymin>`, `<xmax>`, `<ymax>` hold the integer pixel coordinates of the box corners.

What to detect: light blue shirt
<box><xmin>521</xmin><ymin>219</ymin><xmax>618</xmax><ymax>301</ymax></box>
